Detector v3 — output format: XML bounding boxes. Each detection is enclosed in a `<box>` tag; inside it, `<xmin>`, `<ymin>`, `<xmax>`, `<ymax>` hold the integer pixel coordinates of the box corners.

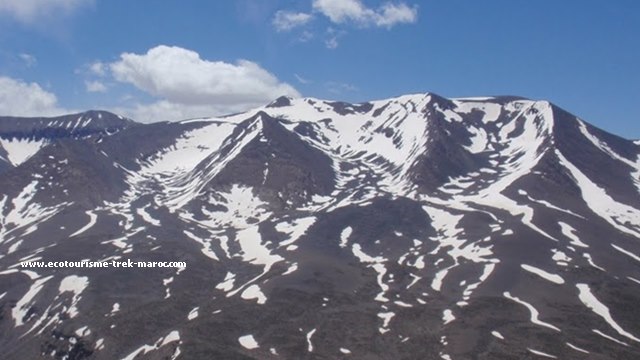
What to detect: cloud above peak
<box><xmin>110</xmin><ymin>45</ymin><xmax>299</xmax><ymax>106</ymax></box>
<box><xmin>106</xmin><ymin>45</ymin><xmax>299</xmax><ymax>122</ymax></box>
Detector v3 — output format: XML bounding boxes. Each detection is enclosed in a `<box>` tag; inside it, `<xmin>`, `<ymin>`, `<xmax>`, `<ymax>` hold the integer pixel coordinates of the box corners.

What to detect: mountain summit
<box><xmin>1</xmin><ymin>93</ymin><xmax>639</xmax><ymax>359</ymax></box>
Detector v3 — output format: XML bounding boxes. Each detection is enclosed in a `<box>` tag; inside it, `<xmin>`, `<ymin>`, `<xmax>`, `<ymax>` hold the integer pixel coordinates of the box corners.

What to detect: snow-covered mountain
<box><xmin>1</xmin><ymin>93</ymin><xmax>640</xmax><ymax>359</ymax></box>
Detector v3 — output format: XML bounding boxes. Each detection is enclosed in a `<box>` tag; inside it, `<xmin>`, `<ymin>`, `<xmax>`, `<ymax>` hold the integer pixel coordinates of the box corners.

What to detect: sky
<box><xmin>0</xmin><ymin>0</ymin><xmax>638</xmax><ymax>139</ymax></box>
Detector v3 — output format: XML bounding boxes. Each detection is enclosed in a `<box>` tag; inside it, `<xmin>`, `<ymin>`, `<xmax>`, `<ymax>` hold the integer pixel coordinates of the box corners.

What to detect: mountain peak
<box><xmin>266</xmin><ymin>96</ymin><xmax>294</xmax><ymax>108</ymax></box>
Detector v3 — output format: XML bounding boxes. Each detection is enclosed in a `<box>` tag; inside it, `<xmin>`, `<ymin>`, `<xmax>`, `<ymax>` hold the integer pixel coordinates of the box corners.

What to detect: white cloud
<box><xmin>0</xmin><ymin>0</ymin><xmax>92</xmax><ymax>23</ymax></box>
<box><xmin>85</xmin><ymin>80</ymin><xmax>107</xmax><ymax>93</ymax></box>
<box><xmin>18</xmin><ymin>53</ymin><xmax>37</xmax><ymax>67</ymax></box>
<box><xmin>325</xmin><ymin>27</ymin><xmax>346</xmax><ymax>49</ymax></box>
<box><xmin>273</xmin><ymin>10</ymin><xmax>313</xmax><ymax>32</ymax></box>
<box><xmin>74</xmin><ymin>61</ymin><xmax>107</xmax><ymax>79</ymax></box>
<box><xmin>298</xmin><ymin>30</ymin><xmax>314</xmax><ymax>42</ymax></box>
<box><xmin>89</xmin><ymin>61</ymin><xmax>107</xmax><ymax>76</ymax></box>
<box><xmin>106</xmin><ymin>45</ymin><xmax>299</xmax><ymax>122</ymax></box>
<box><xmin>375</xmin><ymin>2</ymin><xmax>418</xmax><ymax>27</ymax></box>
<box><xmin>0</xmin><ymin>76</ymin><xmax>69</xmax><ymax>117</ymax></box>
<box><xmin>312</xmin><ymin>0</ymin><xmax>417</xmax><ymax>28</ymax></box>
<box><xmin>325</xmin><ymin>36</ymin><xmax>339</xmax><ymax>49</ymax></box>
<box><xmin>313</xmin><ymin>0</ymin><xmax>368</xmax><ymax>23</ymax></box>
<box><xmin>110</xmin><ymin>45</ymin><xmax>299</xmax><ymax>106</ymax></box>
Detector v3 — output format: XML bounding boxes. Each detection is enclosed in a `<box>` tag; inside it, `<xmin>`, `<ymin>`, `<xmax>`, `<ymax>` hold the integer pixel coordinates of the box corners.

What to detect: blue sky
<box><xmin>0</xmin><ymin>0</ymin><xmax>638</xmax><ymax>138</ymax></box>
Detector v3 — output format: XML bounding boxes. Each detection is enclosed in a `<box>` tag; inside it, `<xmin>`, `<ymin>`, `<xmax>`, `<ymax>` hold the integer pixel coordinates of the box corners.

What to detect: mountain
<box><xmin>1</xmin><ymin>94</ymin><xmax>640</xmax><ymax>359</ymax></box>
<box><xmin>0</xmin><ymin>110</ymin><xmax>133</xmax><ymax>172</ymax></box>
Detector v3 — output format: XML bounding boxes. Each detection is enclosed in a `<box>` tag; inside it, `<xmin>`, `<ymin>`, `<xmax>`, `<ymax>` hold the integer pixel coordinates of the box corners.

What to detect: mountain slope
<box><xmin>1</xmin><ymin>94</ymin><xmax>640</xmax><ymax>359</ymax></box>
<box><xmin>0</xmin><ymin>111</ymin><xmax>132</xmax><ymax>172</ymax></box>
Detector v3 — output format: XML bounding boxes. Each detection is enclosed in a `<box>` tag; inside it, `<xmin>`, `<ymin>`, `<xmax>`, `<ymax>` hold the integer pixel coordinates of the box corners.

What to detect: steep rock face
<box><xmin>409</xmin><ymin>98</ymin><xmax>490</xmax><ymax>194</ymax></box>
<box><xmin>205</xmin><ymin>112</ymin><xmax>335</xmax><ymax>209</ymax></box>
<box><xmin>1</xmin><ymin>94</ymin><xmax>640</xmax><ymax>360</ymax></box>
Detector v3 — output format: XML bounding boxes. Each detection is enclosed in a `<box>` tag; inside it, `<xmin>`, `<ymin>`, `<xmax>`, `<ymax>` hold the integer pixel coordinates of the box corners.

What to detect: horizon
<box><xmin>3</xmin><ymin>91</ymin><xmax>640</xmax><ymax>141</ymax></box>
<box><xmin>0</xmin><ymin>1</ymin><xmax>638</xmax><ymax>138</ymax></box>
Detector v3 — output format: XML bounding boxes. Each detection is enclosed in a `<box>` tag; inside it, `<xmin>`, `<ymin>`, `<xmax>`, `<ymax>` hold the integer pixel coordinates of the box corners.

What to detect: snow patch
<box><xmin>188</xmin><ymin>307</ymin><xmax>199</xmax><ymax>320</ymax></box>
<box><xmin>352</xmin><ymin>243</ymin><xmax>389</xmax><ymax>302</ymax></box>
<box><xmin>551</xmin><ymin>249</ymin><xmax>571</xmax><ymax>266</ymax></box>
<box><xmin>558</xmin><ymin>222</ymin><xmax>588</xmax><ymax>248</ymax></box>
<box><xmin>521</xmin><ymin>264</ymin><xmax>565</xmax><ymax>285</ymax></box>
<box><xmin>12</xmin><ymin>275</ymin><xmax>53</xmax><ymax>327</ymax></box>
<box><xmin>241</xmin><ymin>284</ymin><xmax>267</xmax><ymax>304</ymax></box>
<box><xmin>592</xmin><ymin>329</ymin><xmax>629</xmax><ymax>347</ymax></box>
<box><xmin>566</xmin><ymin>342</ymin><xmax>589</xmax><ymax>354</ymax></box>
<box><xmin>136</xmin><ymin>205</ymin><xmax>160</xmax><ymax>227</ymax></box>
<box><xmin>120</xmin><ymin>330</ymin><xmax>181</xmax><ymax>360</ymax></box>
<box><xmin>110</xmin><ymin>303</ymin><xmax>120</xmax><ymax>315</ymax></box>
<box><xmin>611</xmin><ymin>244</ymin><xmax>640</xmax><ymax>263</ymax></box>
<box><xmin>556</xmin><ymin>150</ymin><xmax>640</xmax><ymax>238</ymax></box>
<box><xmin>377</xmin><ymin>311</ymin><xmax>395</xmax><ymax>334</ymax></box>
<box><xmin>75</xmin><ymin>326</ymin><xmax>91</xmax><ymax>337</ymax></box>
<box><xmin>0</xmin><ymin>137</ymin><xmax>48</xmax><ymax>166</ymax></box>
<box><xmin>583</xmin><ymin>253</ymin><xmax>605</xmax><ymax>271</ymax></box>
<box><xmin>527</xmin><ymin>348</ymin><xmax>557</xmax><ymax>359</ymax></box>
<box><xmin>442</xmin><ymin>309</ymin><xmax>455</xmax><ymax>325</ymax></box>
<box><xmin>503</xmin><ymin>292</ymin><xmax>560</xmax><ymax>332</ymax></box>
<box><xmin>339</xmin><ymin>226</ymin><xmax>352</xmax><ymax>248</ymax></box>
<box><xmin>183</xmin><ymin>230</ymin><xmax>219</xmax><ymax>261</ymax></box>
<box><xmin>576</xmin><ymin>283</ymin><xmax>640</xmax><ymax>342</ymax></box>
<box><xmin>70</xmin><ymin>211</ymin><xmax>98</xmax><ymax>237</ymax></box>
<box><xmin>276</xmin><ymin>216</ymin><xmax>316</xmax><ymax>247</ymax></box>
<box><xmin>306</xmin><ymin>328</ymin><xmax>316</xmax><ymax>352</ymax></box>
<box><xmin>58</xmin><ymin>275</ymin><xmax>89</xmax><ymax>318</ymax></box>
<box><xmin>215</xmin><ymin>272</ymin><xmax>235</xmax><ymax>292</ymax></box>
<box><xmin>238</xmin><ymin>335</ymin><xmax>259</xmax><ymax>349</ymax></box>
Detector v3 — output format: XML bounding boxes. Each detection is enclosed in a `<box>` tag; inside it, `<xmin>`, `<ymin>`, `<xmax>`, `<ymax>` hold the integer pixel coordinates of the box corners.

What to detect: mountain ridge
<box><xmin>1</xmin><ymin>92</ymin><xmax>640</xmax><ymax>359</ymax></box>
